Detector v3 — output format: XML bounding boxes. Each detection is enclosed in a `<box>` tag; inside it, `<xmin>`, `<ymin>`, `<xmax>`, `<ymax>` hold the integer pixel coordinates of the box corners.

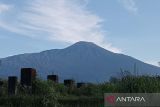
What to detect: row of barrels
<box><xmin>0</xmin><ymin>68</ymin><xmax>87</xmax><ymax>95</ymax></box>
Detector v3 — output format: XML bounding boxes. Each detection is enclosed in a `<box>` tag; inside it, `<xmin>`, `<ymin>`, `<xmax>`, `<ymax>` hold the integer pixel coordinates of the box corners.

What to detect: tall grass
<box><xmin>1</xmin><ymin>74</ymin><xmax>160</xmax><ymax>106</ymax></box>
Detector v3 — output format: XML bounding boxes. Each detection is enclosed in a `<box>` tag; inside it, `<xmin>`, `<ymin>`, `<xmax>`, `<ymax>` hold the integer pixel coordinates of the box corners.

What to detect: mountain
<box><xmin>0</xmin><ymin>41</ymin><xmax>160</xmax><ymax>83</ymax></box>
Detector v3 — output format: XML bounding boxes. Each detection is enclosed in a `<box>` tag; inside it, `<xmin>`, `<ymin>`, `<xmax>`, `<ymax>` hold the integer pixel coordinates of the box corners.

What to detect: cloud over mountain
<box><xmin>0</xmin><ymin>3</ymin><xmax>11</xmax><ymax>13</ymax></box>
<box><xmin>0</xmin><ymin>0</ymin><xmax>121</xmax><ymax>53</ymax></box>
<box><xmin>118</xmin><ymin>0</ymin><xmax>138</xmax><ymax>14</ymax></box>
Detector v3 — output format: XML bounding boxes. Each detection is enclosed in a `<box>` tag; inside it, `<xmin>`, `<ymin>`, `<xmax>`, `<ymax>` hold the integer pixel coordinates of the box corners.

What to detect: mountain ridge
<box><xmin>0</xmin><ymin>41</ymin><xmax>160</xmax><ymax>82</ymax></box>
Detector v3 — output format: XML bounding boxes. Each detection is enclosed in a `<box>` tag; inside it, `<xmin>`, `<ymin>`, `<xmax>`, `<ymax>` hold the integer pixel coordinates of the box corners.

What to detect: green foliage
<box><xmin>32</xmin><ymin>79</ymin><xmax>59</xmax><ymax>106</ymax></box>
<box><xmin>0</xmin><ymin>79</ymin><xmax>7</xmax><ymax>96</ymax></box>
<box><xmin>113</xmin><ymin>75</ymin><xmax>160</xmax><ymax>93</ymax></box>
<box><xmin>2</xmin><ymin>73</ymin><xmax>160</xmax><ymax>106</ymax></box>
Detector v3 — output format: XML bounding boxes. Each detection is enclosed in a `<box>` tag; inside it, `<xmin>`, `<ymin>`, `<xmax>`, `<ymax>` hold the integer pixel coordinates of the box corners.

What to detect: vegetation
<box><xmin>1</xmin><ymin>72</ymin><xmax>160</xmax><ymax>107</ymax></box>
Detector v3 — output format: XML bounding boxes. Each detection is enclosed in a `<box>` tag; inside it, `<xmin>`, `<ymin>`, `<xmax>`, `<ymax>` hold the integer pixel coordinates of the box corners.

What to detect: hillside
<box><xmin>0</xmin><ymin>41</ymin><xmax>160</xmax><ymax>82</ymax></box>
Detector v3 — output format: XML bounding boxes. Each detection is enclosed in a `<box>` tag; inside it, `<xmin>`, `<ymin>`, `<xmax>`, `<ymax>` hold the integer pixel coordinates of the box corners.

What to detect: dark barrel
<box><xmin>0</xmin><ymin>81</ymin><xmax>3</xmax><ymax>86</ymax></box>
<box><xmin>21</xmin><ymin>68</ymin><xmax>36</xmax><ymax>86</ymax></box>
<box><xmin>8</xmin><ymin>76</ymin><xmax>17</xmax><ymax>95</ymax></box>
<box><xmin>47</xmin><ymin>75</ymin><xmax>59</xmax><ymax>83</ymax></box>
<box><xmin>64</xmin><ymin>79</ymin><xmax>75</xmax><ymax>87</ymax></box>
<box><xmin>77</xmin><ymin>82</ymin><xmax>87</xmax><ymax>88</ymax></box>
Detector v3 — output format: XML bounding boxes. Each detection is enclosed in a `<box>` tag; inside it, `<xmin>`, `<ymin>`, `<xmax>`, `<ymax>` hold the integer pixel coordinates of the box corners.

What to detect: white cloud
<box><xmin>145</xmin><ymin>60</ymin><xmax>159</xmax><ymax>67</ymax></box>
<box><xmin>0</xmin><ymin>3</ymin><xmax>11</xmax><ymax>13</ymax></box>
<box><xmin>118</xmin><ymin>0</ymin><xmax>138</xmax><ymax>14</ymax></box>
<box><xmin>0</xmin><ymin>0</ymin><xmax>121</xmax><ymax>53</ymax></box>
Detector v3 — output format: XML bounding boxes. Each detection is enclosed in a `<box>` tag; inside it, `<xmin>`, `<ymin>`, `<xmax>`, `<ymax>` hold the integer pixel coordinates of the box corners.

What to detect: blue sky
<box><xmin>0</xmin><ymin>0</ymin><xmax>159</xmax><ymax>66</ymax></box>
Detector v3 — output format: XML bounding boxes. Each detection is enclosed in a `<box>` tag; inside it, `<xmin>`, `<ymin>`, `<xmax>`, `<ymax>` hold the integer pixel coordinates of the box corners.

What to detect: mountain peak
<box><xmin>74</xmin><ymin>41</ymin><xmax>95</xmax><ymax>45</ymax></box>
<box><xmin>61</xmin><ymin>41</ymin><xmax>114</xmax><ymax>56</ymax></box>
<box><xmin>66</xmin><ymin>41</ymin><xmax>102</xmax><ymax>50</ymax></box>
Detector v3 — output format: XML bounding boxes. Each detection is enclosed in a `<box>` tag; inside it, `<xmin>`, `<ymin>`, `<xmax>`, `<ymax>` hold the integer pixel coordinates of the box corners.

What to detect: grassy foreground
<box><xmin>1</xmin><ymin>73</ymin><xmax>160</xmax><ymax>107</ymax></box>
